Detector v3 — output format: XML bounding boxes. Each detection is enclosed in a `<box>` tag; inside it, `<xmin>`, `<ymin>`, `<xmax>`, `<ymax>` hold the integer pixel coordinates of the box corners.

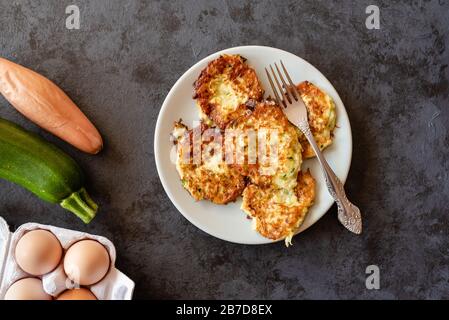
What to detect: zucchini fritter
<box><xmin>297</xmin><ymin>81</ymin><xmax>337</xmax><ymax>159</ymax></box>
<box><xmin>172</xmin><ymin>121</ymin><xmax>246</xmax><ymax>204</ymax></box>
<box><xmin>193</xmin><ymin>54</ymin><xmax>264</xmax><ymax>129</ymax></box>
<box><xmin>242</xmin><ymin>170</ymin><xmax>316</xmax><ymax>246</ymax></box>
<box><xmin>227</xmin><ymin>101</ymin><xmax>302</xmax><ymax>188</ymax></box>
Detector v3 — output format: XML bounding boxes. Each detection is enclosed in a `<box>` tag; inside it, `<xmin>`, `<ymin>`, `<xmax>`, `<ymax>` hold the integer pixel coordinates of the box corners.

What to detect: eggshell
<box><xmin>15</xmin><ymin>229</ymin><xmax>62</xmax><ymax>276</ymax></box>
<box><xmin>57</xmin><ymin>288</ymin><xmax>97</xmax><ymax>300</ymax></box>
<box><xmin>64</xmin><ymin>240</ymin><xmax>110</xmax><ymax>286</ymax></box>
<box><xmin>4</xmin><ymin>278</ymin><xmax>52</xmax><ymax>300</ymax></box>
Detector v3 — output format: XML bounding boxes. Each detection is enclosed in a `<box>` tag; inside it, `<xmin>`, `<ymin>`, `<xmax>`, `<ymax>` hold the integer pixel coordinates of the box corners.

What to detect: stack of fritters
<box><xmin>172</xmin><ymin>54</ymin><xmax>337</xmax><ymax>245</ymax></box>
<box><xmin>228</xmin><ymin>101</ymin><xmax>316</xmax><ymax>245</ymax></box>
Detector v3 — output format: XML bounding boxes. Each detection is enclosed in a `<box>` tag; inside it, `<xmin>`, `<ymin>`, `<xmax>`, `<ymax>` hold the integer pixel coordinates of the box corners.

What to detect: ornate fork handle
<box><xmin>297</xmin><ymin>120</ymin><xmax>362</xmax><ymax>234</ymax></box>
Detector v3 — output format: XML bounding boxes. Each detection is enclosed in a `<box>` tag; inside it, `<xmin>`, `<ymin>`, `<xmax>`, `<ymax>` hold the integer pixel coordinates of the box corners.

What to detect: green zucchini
<box><xmin>0</xmin><ymin>117</ymin><xmax>98</xmax><ymax>223</ymax></box>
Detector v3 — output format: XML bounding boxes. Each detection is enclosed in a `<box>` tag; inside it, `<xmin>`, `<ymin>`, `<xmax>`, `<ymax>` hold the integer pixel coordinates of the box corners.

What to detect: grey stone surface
<box><xmin>0</xmin><ymin>0</ymin><xmax>448</xmax><ymax>299</ymax></box>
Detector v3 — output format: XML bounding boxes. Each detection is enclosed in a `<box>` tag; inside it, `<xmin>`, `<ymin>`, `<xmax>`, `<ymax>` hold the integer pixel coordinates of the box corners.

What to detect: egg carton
<box><xmin>0</xmin><ymin>217</ymin><xmax>134</xmax><ymax>300</ymax></box>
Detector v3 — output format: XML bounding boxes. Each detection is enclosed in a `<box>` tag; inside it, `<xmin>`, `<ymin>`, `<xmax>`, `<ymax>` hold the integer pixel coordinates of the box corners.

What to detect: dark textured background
<box><xmin>0</xmin><ymin>0</ymin><xmax>448</xmax><ymax>299</ymax></box>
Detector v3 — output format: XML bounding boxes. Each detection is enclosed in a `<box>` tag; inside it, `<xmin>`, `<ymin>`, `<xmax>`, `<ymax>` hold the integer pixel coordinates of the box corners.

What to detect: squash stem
<box><xmin>60</xmin><ymin>188</ymin><xmax>98</xmax><ymax>223</ymax></box>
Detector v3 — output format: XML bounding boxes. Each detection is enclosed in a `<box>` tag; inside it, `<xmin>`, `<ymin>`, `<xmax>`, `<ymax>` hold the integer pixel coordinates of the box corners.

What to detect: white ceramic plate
<box><xmin>154</xmin><ymin>46</ymin><xmax>352</xmax><ymax>245</ymax></box>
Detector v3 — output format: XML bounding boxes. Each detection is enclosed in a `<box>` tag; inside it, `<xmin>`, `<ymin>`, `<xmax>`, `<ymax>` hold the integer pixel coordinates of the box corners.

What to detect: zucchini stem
<box><xmin>60</xmin><ymin>188</ymin><xmax>98</xmax><ymax>223</ymax></box>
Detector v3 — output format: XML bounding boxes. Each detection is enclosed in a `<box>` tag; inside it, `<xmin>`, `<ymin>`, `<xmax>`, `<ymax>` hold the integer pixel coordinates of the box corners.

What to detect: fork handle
<box><xmin>298</xmin><ymin>121</ymin><xmax>362</xmax><ymax>234</ymax></box>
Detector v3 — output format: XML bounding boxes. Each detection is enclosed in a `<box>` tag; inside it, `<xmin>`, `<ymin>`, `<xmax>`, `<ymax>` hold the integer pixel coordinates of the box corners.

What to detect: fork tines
<box><xmin>265</xmin><ymin>61</ymin><xmax>300</xmax><ymax>108</ymax></box>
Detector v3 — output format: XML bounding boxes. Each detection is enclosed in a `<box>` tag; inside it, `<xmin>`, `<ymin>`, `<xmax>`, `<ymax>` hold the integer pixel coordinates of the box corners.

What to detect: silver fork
<box><xmin>265</xmin><ymin>61</ymin><xmax>362</xmax><ymax>234</ymax></box>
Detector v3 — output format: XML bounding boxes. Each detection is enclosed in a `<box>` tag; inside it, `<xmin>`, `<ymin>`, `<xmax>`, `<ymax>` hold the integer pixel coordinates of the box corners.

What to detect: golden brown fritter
<box><xmin>226</xmin><ymin>101</ymin><xmax>302</xmax><ymax>188</ymax></box>
<box><xmin>296</xmin><ymin>81</ymin><xmax>337</xmax><ymax>159</ymax></box>
<box><xmin>193</xmin><ymin>54</ymin><xmax>264</xmax><ymax>129</ymax></box>
<box><xmin>242</xmin><ymin>170</ymin><xmax>316</xmax><ymax>245</ymax></box>
<box><xmin>172</xmin><ymin>121</ymin><xmax>246</xmax><ymax>205</ymax></box>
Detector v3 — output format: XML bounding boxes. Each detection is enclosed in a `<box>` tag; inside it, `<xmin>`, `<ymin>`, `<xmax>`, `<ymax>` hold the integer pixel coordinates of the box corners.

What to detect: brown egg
<box><xmin>64</xmin><ymin>240</ymin><xmax>110</xmax><ymax>286</ymax></box>
<box><xmin>57</xmin><ymin>288</ymin><xmax>97</xmax><ymax>300</ymax></box>
<box><xmin>4</xmin><ymin>278</ymin><xmax>52</xmax><ymax>300</ymax></box>
<box><xmin>15</xmin><ymin>229</ymin><xmax>63</xmax><ymax>276</ymax></box>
